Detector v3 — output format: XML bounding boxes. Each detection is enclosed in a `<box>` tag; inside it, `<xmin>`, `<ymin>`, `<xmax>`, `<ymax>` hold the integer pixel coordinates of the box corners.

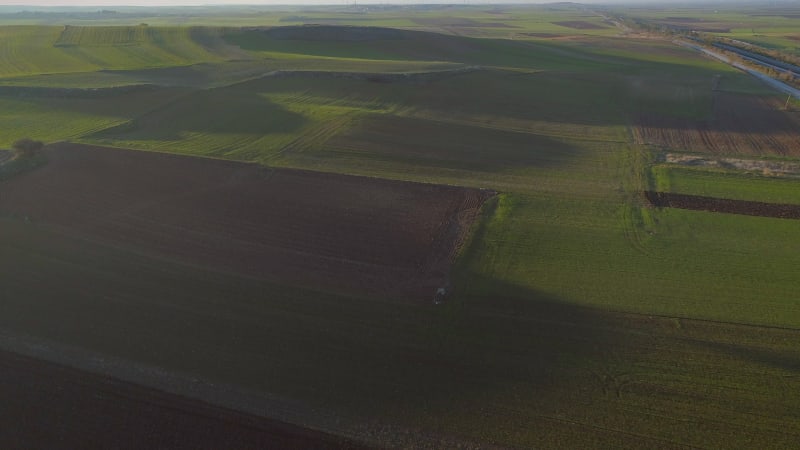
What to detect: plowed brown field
<box><xmin>0</xmin><ymin>143</ymin><xmax>493</xmax><ymax>301</ymax></box>
<box><xmin>0</xmin><ymin>349</ymin><xmax>362</xmax><ymax>450</ymax></box>
<box><xmin>634</xmin><ymin>93</ymin><xmax>800</xmax><ymax>156</ymax></box>
<box><xmin>645</xmin><ymin>190</ymin><xmax>800</xmax><ymax>219</ymax></box>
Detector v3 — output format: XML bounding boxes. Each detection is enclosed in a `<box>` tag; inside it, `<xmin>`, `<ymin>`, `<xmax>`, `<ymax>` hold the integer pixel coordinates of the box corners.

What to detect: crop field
<box><xmin>2</xmin><ymin>210</ymin><xmax>799</xmax><ymax>447</ymax></box>
<box><xmin>634</xmin><ymin>91</ymin><xmax>800</xmax><ymax>157</ymax></box>
<box><xmin>0</xmin><ymin>349</ymin><xmax>361</xmax><ymax>450</ymax></box>
<box><xmin>0</xmin><ymin>143</ymin><xmax>491</xmax><ymax>301</ymax></box>
<box><xmin>645</xmin><ymin>190</ymin><xmax>800</xmax><ymax>218</ymax></box>
<box><xmin>223</xmin><ymin>25</ymin><xmax>618</xmax><ymax>71</ymax></box>
<box><xmin>1</xmin><ymin>3</ymin><xmax>800</xmax><ymax>448</ymax></box>
<box><xmin>652</xmin><ymin>165</ymin><xmax>800</xmax><ymax>204</ymax></box>
<box><xmin>0</xmin><ymin>86</ymin><xmax>187</xmax><ymax>148</ymax></box>
<box><xmin>0</xmin><ymin>26</ymin><xmax>242</xmax><ymax>79</ymax></box>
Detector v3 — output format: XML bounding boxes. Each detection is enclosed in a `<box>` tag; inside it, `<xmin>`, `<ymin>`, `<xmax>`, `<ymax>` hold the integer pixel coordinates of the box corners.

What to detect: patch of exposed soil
<box><xmin>664</xmin><ymin>153</ymin><xmax>800</xmax><ymax>176</ymax></box>
<box><xmin>0</xmin><ymin>143</ymin><xmax>493</xmax><ymax>301</ymax></box>
<box><xmin>0</xmin><ymin>150</ymin><xmax>11</xmax><ymax>165</ymax></box>
<box><xmin>634</xmin><ymin>92</ymin><xmax>800</xmax><ymax>157</ymax></box>
<box><xmin>645</xmin><ymin>191</ymin><xmax>800</xmax><ymax>219</ymax></box>
<box><xmin>552</xmin><ymin>21</ymin><xmax>608</xmax><ymax>30</ymax></box>
<box><xmin>0</xmin><ymin>349</ymin><xmax>362</xmax><ymax>450</ymax></box>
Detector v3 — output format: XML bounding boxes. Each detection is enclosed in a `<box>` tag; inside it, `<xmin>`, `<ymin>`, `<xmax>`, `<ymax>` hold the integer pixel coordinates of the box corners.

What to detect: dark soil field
<box><xmin>645</xmin><ymin>190</ymin><xmax>800</xmax><ymax>218</ymax></box>
<box><xmin>0</xmin><ymin>349</ymin><xmax>362</xmax><ymax>450</ymax></box>
<box><xmin>635</xmin><ymin>92</ymin><xmax>800</xmax><ymax>156</ymax></box>
<box><xmin>0</xmin><ymin>143</ymin><xmax>492</xmax><ymax>301</ymax></box>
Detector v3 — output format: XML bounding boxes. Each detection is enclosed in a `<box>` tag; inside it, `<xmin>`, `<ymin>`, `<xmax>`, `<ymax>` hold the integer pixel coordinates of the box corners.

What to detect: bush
<box><xmin>11</xmin><ymin>138</ymin><xmax>44</xmax><ymax>159</ymax></box>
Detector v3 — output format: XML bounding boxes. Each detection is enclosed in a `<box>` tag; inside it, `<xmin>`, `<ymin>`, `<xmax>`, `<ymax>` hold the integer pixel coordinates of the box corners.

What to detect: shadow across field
<box><xmin>94</xmin><ymin>87</ymin><xmax>307</xmax><ymax>140</ymax></box>
<box><xmin>699</xmin><ymin>340</ymin><xmax>800</xmax><ymax>373</ymax></box>
<box><xmin>225</xmin><ymin>25</ymin><xmax>623</xmax><ymax>71</ymax></box>
<box><xmin>0</xmin><ymin>350</ymin><xmax>365</xmax><ymax>450</ymax></box>
<box><xmin>638</xmin><ymin>92</ymin><xmax>800</xmax><ymax>133</ymax></box>
<box><xmin>322</xmin><ymin>114</ymin><xmax>587</xmax><ymax>173</ymax></box>
<box><xmin>0</xmin><ymin>213</ymin><xmax>799</xmax><ymax>447</ymax></box>
<box><xmin>0</xmin><ymin>215</ymin><xmax>623</xmax><ymax>446</ymax></box>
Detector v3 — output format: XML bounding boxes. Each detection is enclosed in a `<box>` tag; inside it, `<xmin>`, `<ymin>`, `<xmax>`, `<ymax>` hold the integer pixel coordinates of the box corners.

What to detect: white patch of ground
<box><xmin>665</xmin><ymin>152</ymin><xmax>800</xmax><ymax>176</ymax></box>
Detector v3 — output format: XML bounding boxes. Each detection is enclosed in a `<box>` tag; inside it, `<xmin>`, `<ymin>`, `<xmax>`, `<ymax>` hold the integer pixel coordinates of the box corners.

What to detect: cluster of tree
<box><xmin>11</xmin><ymin>138</ymin><xmax>44</xmax><ymax>160</ymax></box>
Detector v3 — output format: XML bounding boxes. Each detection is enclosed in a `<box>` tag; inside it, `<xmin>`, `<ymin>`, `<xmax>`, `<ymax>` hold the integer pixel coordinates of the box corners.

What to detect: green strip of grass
<box><xmin>653</xmin><ymin>165</ymin><xmax>800</xmax><ymax>205</ymax></box>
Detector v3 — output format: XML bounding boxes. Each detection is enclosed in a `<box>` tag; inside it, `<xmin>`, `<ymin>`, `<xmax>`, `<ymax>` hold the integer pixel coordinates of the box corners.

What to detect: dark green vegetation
<box><xmin>1</xmin><ymin>4</ymin><xmax>799</xmax><ymax>448</ymax></box>
<box><xmin>0</xmin><ymin>138</ymin><xmax>45</xmax><ymax>180</ymax></box>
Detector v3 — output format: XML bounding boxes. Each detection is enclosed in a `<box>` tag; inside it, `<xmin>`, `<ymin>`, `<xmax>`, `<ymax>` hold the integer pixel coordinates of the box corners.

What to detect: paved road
<box><xmin>714</xmin><ymin>42</ymin><xmax>800</xmax><ymax>77</ymax></box>
<box><xmin>677</xmin><ymin>40</ymin><xmax>800</xmax><ymax>99</ymax></box>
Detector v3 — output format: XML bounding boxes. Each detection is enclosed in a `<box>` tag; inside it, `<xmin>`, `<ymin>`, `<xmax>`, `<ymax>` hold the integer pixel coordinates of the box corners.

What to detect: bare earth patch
<box><xmin>664</xmin><ymin>152</ymin><xmax>800</xmax><ymax>176</ymax></box>
<box><xmin>645</xmin><ymin>191</ymin><xmax>800</xmax><ymax>219</ymax></box>
<box><xmin>0</xmin><ymin>143</ymin><xmax>494</xmax><ymax>301</ymax></box>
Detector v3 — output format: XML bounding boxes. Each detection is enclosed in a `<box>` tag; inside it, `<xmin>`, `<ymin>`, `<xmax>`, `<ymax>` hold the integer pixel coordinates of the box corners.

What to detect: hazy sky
<box><xmin>0</xmin><ymin>0</ymin><xmax>594</xmax><ymax>6</ymax></box>
<box><xmin>2</xmin><ymin>0</ymin><xmax>555</xmax><ymax>4</ymax></box>
<box><xmin>0</xmin><ymin>0</ymin><xmax>746</xmax><ymax>6</ymax></box>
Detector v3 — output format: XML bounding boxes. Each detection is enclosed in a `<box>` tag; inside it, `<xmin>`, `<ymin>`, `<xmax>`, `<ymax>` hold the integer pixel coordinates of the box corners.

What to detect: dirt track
<box><xmin>645</xmin><ymin>191</ymin><xmax>800</xmax><ymax>219</ymax></box>
<box><xmin>0</xmin><ymin>143</ymin><xmax>493</xmax><ymax>301</ymax></box>
<box><xmin>0</xmin><ymin>349</ymin><xmax>363</xmax><ymax>450</ymax></box>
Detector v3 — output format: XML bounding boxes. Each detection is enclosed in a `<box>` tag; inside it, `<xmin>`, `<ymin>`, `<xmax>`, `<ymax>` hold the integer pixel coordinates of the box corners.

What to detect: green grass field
<box><xmin>1</xmin><ymin>4</ymin><xmax>800</xmax><ymax>448</ymax></box>
<box><xmin>0</xmin><ymin>25</ymin><xmax>242</xmax><ymax>79</ymax></box>
<box><xmin>653</xmin><ymin>165</ymin><xmax>800</xmax><ymax>204</ymax></box>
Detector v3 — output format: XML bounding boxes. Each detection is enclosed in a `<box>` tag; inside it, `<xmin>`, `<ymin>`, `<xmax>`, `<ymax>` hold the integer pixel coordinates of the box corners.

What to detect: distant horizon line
<box><xmin>1</xmin><ymin>0</ymin><xmax>785</xmax><ymax>7</ymax></box>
